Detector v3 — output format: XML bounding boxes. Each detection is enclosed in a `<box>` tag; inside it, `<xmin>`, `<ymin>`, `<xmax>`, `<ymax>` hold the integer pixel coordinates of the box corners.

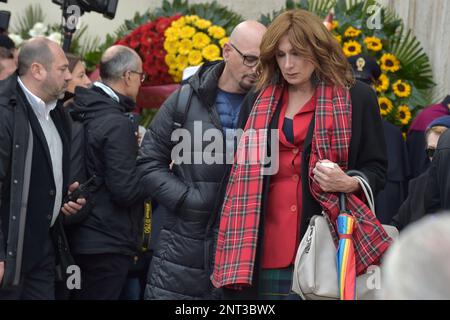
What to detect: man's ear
<box><xmin>222</xmin><ymin>43</ymin><xmax>232</xmax><ymax>62</ymax></box>
<box><xmin>30</xmin><ymin>62</ymin><xmax>46</xmax><ymax>81</ymax></box>
<box><xmin>123</xmin><ymin>71</ymin><xmax>132</xmax><ymax>87</ymax></box>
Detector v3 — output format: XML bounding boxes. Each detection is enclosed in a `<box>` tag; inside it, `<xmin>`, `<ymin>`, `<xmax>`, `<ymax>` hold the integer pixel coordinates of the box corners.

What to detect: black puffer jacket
<box><xmin>66</xmin><ymin>85</ymin><xmax>145</xmax><ymax>257</ymax></box>
<box><xmin>138</xmin><ymin>61</ymin><xmax>234</xmax><ymax>299</ymax></box>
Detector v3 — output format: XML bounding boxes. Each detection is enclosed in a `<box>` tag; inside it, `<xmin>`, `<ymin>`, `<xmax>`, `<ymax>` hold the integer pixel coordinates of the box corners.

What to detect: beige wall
<box><xmin>1</xmin><ymin>0</ymin><xmax>449</xmax><ymax>95</ymax></box>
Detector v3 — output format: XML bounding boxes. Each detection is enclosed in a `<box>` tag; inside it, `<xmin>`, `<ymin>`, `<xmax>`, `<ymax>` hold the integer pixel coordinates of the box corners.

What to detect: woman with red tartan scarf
<box><xmin>210</xmin><ymin>9</ymin><xmax>393</xmax><ymax>300</ymax></box>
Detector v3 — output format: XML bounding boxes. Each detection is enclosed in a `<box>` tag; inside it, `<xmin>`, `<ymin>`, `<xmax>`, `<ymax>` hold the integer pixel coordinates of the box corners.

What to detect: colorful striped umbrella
<box><xmin>336</xmin><ymin>210</ymin><xmax>357</xmax><ymax>300</ymax></box>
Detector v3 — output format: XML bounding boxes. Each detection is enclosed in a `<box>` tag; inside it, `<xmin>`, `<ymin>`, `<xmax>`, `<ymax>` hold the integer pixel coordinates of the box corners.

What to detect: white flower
<box><xmin>8</xmin><ymin>33</ymin><xmax>24</xmax><ymax>47</ymax></box>
<box><xmin>47</xmin><ymin>32</ymin><xmax>63</xmax><ymax>44</ymax></box>
<box><xmin>29</xmin><ymin>22</ymin><xmax>48</xmax><ymax>37</ymax></box>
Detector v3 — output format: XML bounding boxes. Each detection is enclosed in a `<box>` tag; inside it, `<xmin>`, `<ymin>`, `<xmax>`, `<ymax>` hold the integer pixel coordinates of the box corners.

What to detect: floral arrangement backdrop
<box><xmin>261</xmin><ymin>0</ymin><xmax>437</xmax><ymax>133</ymax></box>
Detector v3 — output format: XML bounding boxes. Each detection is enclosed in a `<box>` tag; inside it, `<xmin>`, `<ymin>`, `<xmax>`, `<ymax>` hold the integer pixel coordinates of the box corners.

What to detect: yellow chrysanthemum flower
<box><xmin>342</xmin><ymin>40</ymin><xmax>362</xmax><ymax>57</ymax></box>
<box><xmin>202</xmin><ymin>44</ymin><xmax>221</xmax><ymax>61</ymax></box>
<box><xmin>171</xmin><ymin>17</ymin><xmax>186</xmax><ymax>29</ymax></box>
<box><xmin>397</xmin><ymin>105</ymin><xmax>412</xmax><ymax>125</ymax></box>
<box><xmin>188</xmin><ymin>50</ymin><xmax>203</xmax><ymax>66</ymax></box>
<box><xmin>378</xmin><ymin>97</ymin><xmax>394</xmax><ymax>116</ymax></box>
<box><xmin>392</xmin><ymin>80</ymin><xmax>412</xmax><ymax>98</ymax></box>
<box><xmin>178</xmin><ymin>39</ymin><xmax>193</xmax><ymax>55</ymax></box>
<box><xmin>165</xmin><ymin>54</ymin><xmax>177</xmax><ymax>69</ymax></box>
<box><xmin>177</xmin><ymin>54</ymin><xmax>189</xmax><ymax>71</ymax></box>
<box><xmin>165</xmin><ymin>27</ymin><xmax>181</xmax><ymax>40</ymax></box>
<box><xmin>192</xmin><ymin>32</ymin><xmax>211</xmax><ymax>49</ymax></box>
<box><xmin>364</xmin><ymin>36</ymin><xmax>383</xmax><ymax>52</ymax></box>
<box><xmin>344</xmin><ymin>26</ymin><xmax>362</xmax><ymax>38</ymax></box>
<box><xmin>334</xmin><ymin>35</ymin><xmax>342</xmax><ymax>44</ymax></box>
<box><xmin>207</xmin><ymin>26</ymin><xmax>226</xmax><ymax>40</ymax></box>
<box><xmin>375</xmin><ymin>74</ymin><xmax>390</xmax><ymax>93</ymax></box>
<box><xmin>164</xmin><ymin>40</ymin><xmax>179</xmax><ymax>55</ymax></box>
<box><xmin>185</xmin><ymin>15</ymin><xmax>200</xmax><ymax>24</ymax></box>
<box><xmin>219</xmin><ymin>37</ymin><xmax>229</xmax><ymax>48</ymax></box>
<box><xmin>168</xmin><ymin>68</ymin><xmax>178</xmax><ymax>76</ymax></box>
<box><xmin>180</xmin><ymin>26</ymin><xmax>196</xmax><ymax>39</ymax></box>
<box><xmin>380</xmin><ymin>53</ymin><xmax>401</xmax><ymax>73</ymax></box>
<box><xmin>195</xmin><ymin>19</ymin><xmax>212</xmax><ymax>30</ymax></box>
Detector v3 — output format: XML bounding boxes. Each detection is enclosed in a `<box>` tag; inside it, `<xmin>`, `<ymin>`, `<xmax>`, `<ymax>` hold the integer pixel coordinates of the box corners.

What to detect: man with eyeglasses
<box><xmin>138</xmin><ymin>20</ymin><xmax>267</xmax><ymax>300</ymax></box>
<box><xmin>67</xmin><ymin>45</ymin><xmax>150</xmax><ymax>299</ymax></box>
<box><xmin>392</xmin><ymin>116</ymin><xmax>450</xmax><ymax>230</ymax></box>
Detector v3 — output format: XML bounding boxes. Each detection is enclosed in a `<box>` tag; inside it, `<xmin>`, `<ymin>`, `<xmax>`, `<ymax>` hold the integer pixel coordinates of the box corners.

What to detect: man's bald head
<box><xmin>18</xmin><ymin>37</ymin><xmax>61</xmax><ymax>76</ymax></box>
<box><xmin>100</xmin><ymin>45</ymin><xmax>142</xmax><ymax>83</ymax></box>
<box><xmin>229</xmin><ymin>20</ymin><xmax>267</xmax><ymax>49</ymax></box>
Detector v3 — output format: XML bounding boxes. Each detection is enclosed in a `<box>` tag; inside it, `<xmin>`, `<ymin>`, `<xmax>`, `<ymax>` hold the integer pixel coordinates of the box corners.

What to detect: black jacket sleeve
<box><xmin>137</xmin><ymin>90</ymin><xmax>193</xmax><ymax>213</ymax></box>
<box><xmin>351</xmin><ymin>82</ymin><xmax>388</xmax><ymax>195</ymax></box>
<box><xmin>95</xmin><ymin>113</ymin><xmax>145</xmax><ymax>207</ymax></box>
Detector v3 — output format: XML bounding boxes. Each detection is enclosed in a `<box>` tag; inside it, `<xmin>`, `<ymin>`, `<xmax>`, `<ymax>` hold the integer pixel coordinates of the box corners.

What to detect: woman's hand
<box><xmin>313</xmin><ymin>160</ymin><xmax>360</xmax><ymax>193</ymax></box>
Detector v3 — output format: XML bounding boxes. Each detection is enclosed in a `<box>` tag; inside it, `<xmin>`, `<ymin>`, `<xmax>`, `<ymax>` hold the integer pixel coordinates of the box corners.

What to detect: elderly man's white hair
<box><xmin>381</xmin><ymin>213</ymin><xmax>450</xmax><ymax>300</ymax></box>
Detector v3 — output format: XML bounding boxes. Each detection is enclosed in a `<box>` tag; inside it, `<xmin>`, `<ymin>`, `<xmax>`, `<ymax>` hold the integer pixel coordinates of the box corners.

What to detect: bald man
<box><xmin>137</xmin><ymin>20</ymin><xmax>267</xmax><ymax>300</ymax></box>
<box><xmin>67</xmin><ymin>45</ymin><xmax>150</xmax><ymax>300</ymax></box>
<box><xmin>0</xmin><ymin>37</ymin><xmax>85</xmax><ymax>299</ymax></box>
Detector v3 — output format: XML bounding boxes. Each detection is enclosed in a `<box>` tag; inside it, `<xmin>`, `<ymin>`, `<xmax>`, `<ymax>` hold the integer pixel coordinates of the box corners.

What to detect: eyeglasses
<box><xmin>229</xmin><ymin>43</ymin><xmax>259</xmax><ymax>67</ymax></box>
<box><xmin>426</xmin><ymin>147</ymin><xmax>436</xmax><ymax>159</ymax></box>
<box><xmin>129</xmin><ymin>70</ymin><xmax>146</xmax><ymax>83</ymax></box>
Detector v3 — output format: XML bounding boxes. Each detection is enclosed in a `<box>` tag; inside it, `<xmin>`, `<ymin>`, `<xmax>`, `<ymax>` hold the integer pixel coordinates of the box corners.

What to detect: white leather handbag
<box><xmin>291</xmin><ymin>174</ymin><xmax>398</xmax><ymax>300</ymax></box>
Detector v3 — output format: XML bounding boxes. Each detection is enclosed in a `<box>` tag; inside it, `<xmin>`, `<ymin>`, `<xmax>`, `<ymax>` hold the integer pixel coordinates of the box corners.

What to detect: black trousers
<box><xmin>73</xmin><ymin>253</ymin><xmax>133</xmax><ymax>300</ymax></box>
<box><xmin>0</xmin><ymin>233</ymin><xmax>56</xmax><ymax>300</ymax></box>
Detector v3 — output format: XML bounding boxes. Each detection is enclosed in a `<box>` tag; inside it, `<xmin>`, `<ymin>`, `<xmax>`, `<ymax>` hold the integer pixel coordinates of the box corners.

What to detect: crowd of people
<box><xmin>0</xmin><ymin>8</ymin><xmax>449</xmax><ymax>300</ymax></box>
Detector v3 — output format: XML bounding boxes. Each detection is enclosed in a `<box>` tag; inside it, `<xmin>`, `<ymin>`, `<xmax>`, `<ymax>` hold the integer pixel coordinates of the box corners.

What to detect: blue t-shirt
<box><xmin>215</xmin><ymin>89</ymin><xmax>246</xmax><ymax>132</ymax></box>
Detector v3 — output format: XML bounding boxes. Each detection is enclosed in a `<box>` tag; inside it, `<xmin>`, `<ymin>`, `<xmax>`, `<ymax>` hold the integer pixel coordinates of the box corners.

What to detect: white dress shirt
<box><xmin>18</xmin><ymin>77</ymin><xmax>63</xmax><ymax>227</ymax></box>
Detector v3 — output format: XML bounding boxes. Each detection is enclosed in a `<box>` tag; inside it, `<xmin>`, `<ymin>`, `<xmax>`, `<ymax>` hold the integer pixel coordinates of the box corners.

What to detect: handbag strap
<box><xmin>345</xmin><ymin>170</ymin><xmax>375</xmax><ymax>214</ymax></box>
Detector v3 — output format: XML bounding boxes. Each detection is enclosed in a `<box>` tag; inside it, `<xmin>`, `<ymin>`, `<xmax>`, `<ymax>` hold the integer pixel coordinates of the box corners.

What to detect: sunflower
<box><xmin>378</xmin><ymin>97</ymin><xmax>394</xmax><ymax>116</ymax></box>
<box><xmin>208</xmin><ymin>26</ymin><xmax>226</xmax><ymax>40</ymax></box>
<box><xmin>397</xmin><ymin>105</ymin><xmax>412</xmax><ymax>125</ymax></box>
<box><xmin>380</xmin><ymin>53</ymin><xmax>401</xmax><ymax>73</ymax></box>
<box><xmin>342</xmin><ymin>40</ymin><xmax>362</xmax><ymax>57</ymax></box>
<box><xmin>392</xmin><ymin>80</ymin><xmax>412</xmax><ymax>98</ymax></box>
<box><xmin>195</xmin><ymin>19</ymin><xmax>212</xmax><ymax>30</ymax></box>
<box><xmin>344</xmin><ymin>26</ymin><xmax>362</xmax><ymax>38</ymax></box>
<box><xmin>219</xmin><ymin>37</ymin><xmax>229</xmax><ymax>48</ymax></box>
<box><xmin>188</xmin><ymin>50</ymin><xmax>203</xmax><ymax>66</ymax></box>
<box><xmin>178</xmin><ymin>39</ymin><xmax>193</xmax><ymax>55</ymax></box>
<box><xmin>364</xmin><ymin>36</ymin><xmax>383</xmax><ymax>52</ymax></box>
<box><xmin>192</xmin><ymin>32</ymin><xmax>211</xmax><ymax>49</ymax></box>
<box><xmin>375</xmin><ymin>74</ymin><xmax>390</xmax><ymax>93</ymax></box>
<box><xmin>180</xmin><ymin>26</ymin><xmax>196</xmax><ymax>39</ymax></box>
<box><xmin>202</xmin><ymin>44</ymin><xmax>221</xmax><ymax>60</ymax></box>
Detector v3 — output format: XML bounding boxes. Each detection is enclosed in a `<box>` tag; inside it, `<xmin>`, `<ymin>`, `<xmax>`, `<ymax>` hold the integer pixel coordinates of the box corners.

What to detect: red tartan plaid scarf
<box><xmin>211</xmin><ymin>81</ymin><xmax>392</xmax><ymax>289</ymax></box>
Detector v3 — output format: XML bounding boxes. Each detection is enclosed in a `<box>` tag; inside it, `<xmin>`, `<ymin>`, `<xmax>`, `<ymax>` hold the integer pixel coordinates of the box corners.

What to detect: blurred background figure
<box><xmin>392</xmin><ymin>116</ymin><xmax>450</xmax><ymax>230</ymax></box>
<box><xmin>348</xmin><ymin>53</ymin><xmax>410</xmax><ymax>224</ymax></box>
<box><xmin>381</xmin><ymin>213</ymin><xmax>450</xmax><ymax>300</ymax></box>
<box><xmin>63</xmin><ymin>53</ymin><xmax>92</xmax><ymax>107</ymax></box>
<box><xmin>0</xmin><ymin>34</ymin><xmax>16</xmax><ymax>80</ymax></box>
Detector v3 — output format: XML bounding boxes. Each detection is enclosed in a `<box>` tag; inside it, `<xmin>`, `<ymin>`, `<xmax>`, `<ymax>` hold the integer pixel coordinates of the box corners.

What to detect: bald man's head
<box><xmin>18</xmin><ymin>37</ymin><xmax>58</xmax><ymax>76</ymax></box>
<box><xmin>100</xmin><ymin>45</ymin><xmax>142</xmax><ymax>83</ymax></box>
<box><xmin>229</xmin><ymin>20</ymin><xmax>267</xmax><ymax>49</ymax></box>
<box><xmin>220</xmin><ymin>20</ymin><xmax>267</xmax><ymax>93</ymax></box>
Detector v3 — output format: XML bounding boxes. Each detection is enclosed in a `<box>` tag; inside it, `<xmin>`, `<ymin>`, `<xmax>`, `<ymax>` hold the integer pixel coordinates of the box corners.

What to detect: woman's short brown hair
<box><xmin>256</xmin><ymin>9</ymin><xmax>354</xmax><ymax>90</ymax></box>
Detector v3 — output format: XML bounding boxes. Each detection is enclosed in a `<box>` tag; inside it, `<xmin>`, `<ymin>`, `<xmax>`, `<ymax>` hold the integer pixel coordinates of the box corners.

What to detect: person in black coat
<box><xmin>67</xmin><ymin>45</ymin><xmax>149</xmax><ymax>300</ymax></box>
<box><xmin>0</xmin><ymin>38</ymin><xmax>85</xmax><ymax>300</ymax></box>
<box><xmin>137</xmin><ymin>21</ymin><xmax>267</xmax><ymax>300</ymax></box>
<box><xmin>392</xmin><ymin>116</ymin><xmax>450</xmax><ymax>230</ymax></box>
